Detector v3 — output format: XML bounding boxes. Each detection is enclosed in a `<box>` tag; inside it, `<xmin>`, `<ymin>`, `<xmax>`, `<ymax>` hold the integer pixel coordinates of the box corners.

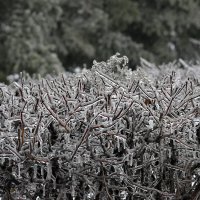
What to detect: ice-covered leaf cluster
<box><xmin>1</xmin><ymin>54</ymin><xmax>200</xmax><ymax>199</ymax></box>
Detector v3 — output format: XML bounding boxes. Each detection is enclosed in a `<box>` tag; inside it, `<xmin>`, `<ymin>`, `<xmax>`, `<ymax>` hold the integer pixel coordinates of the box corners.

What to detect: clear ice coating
<box><xmin>0</xmin><ymin>54</ymin><xmax>200</xmax><ymax>199</ymax></box>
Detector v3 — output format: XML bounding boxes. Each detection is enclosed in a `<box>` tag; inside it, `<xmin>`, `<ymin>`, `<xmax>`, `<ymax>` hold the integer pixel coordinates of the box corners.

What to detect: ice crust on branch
<box><xmin>1</xmin><ymin>54</ymin><xmax>200</xmax><ymax>199</ymax></box>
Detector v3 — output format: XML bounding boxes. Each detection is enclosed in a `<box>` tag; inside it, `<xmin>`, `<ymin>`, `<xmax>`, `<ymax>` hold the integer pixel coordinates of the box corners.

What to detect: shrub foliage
<box><xmin>1</xmin><ymin>54</ymin><xmax>200</xmax><ymax>199</ymax></box>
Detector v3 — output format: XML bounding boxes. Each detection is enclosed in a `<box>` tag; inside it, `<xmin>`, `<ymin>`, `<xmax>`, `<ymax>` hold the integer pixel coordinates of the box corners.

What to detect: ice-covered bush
<box><xmin>1</xmin><ymin>54</ymin><xmax>200</xmax><ymax>199</ymax></box>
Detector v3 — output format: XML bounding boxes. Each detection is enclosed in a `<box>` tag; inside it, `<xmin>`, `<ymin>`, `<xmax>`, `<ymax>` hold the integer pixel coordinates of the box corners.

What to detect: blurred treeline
<box><xmin>0</xmin><ymin>0</ymin><xmax>200</xmax><ymax>82</ymax></box>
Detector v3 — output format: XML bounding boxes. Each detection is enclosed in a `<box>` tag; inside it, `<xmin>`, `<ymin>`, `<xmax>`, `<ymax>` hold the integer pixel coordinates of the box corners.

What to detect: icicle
<box><xmin>188</xmin><ymin>130</ymin><xmax>191</xmax><ymax>141</ymax></box>
<box><xmin>120</xmin><ymin>172</ymin><xmax>123</xmax><ymax>182</ymax></box>
<box><xmin>96</xmin><ymin>167</ymin><xmax>100</xmax><ymax>174</ymax></box>
<box><xmin>33</xmin><ymin>164</ymin><xmax>37</xmax><ymax>179</ymax></box>
<box><xmin>69</xmin><ymin>168</ymin><xmax>72</xmax><ymax>177</ymax></box>
<box><xmin>53</xmin><ymin>177</ymin><xmax>56</xmax><ymax>189</ymax></box>
<box><xmin>87</xmin><ymin>136</ymin><xmax>91</xmax><ymax>147</ymax></box>
<box><xmin>1</xmin><ymin>157</ymin><xmax>5</xmax><ymax>165</ymax></box>
<box><xmin>143</xmin><ymin>152</ymin><xmax>148</xmax><ymax>160</ymax></box>
<box><xmin>122</xmin><ymin>138</ymin><xmax>126</xmax><ymax>149</ymax></box>
<box><xmin>18</xmin><ymin>163</ymin><xmax>22</xmax><ymax>178</ymax></box>
<box><xmin>46</xmin><ymin>162</ymin><xmax>52</xmax><ymax>180</ymax></box>
<box><xmin>8</xmin><ymin>158</ymin><xmax>11</xmax><ymax>166</ymax></box>
<box><xmin>41</xmin><ymin>165</ymin><xmax>44</xmax><ymax>180</ymax></box>
<box><xmin>58</xmin><ymin>158</ymin><xmax>62</xmax><ymax>168</ymax></box>
<box><xmin>71</xmin><ymin>176</ymin><xmax>76</xmax><ymax>200</ymax></box>
<box><xmin>42</xmin><ymin>184</ymin><xmax>46</xmax><ymax>197</ymax></box>
<box><xmin>192</xmin><ymin>150</ymin><xmax>196</xmax><ymax>158</ymax></box>
<box><xmin>117</xmin><ymin>136</ymin><xmax>120</xmax><ymax>151</ymax></box>
<box><xmin>168</xmin><ymin>149</ymin><xmax>171</xmax><ymax>158</ymax></box>
<box><xmin>72</xmin><ymin>186</ymin><xmax>76</xmax><ymax>200</ymax></box>
<box><xmin>129</xmin><ymin>153</ymin><xmax>133</xmax><ymax>166</ymax></box>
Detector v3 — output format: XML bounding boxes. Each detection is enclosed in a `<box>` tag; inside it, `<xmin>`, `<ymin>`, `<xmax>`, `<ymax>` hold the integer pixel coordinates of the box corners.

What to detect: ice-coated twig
<box><xmin>1</xmin><ymin>54</ymin><xmax>200</xmax><ymax>199</ymax></box>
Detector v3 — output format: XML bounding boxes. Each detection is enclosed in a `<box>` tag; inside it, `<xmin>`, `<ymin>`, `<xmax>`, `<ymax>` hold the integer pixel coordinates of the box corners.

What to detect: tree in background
<box><xmin>0</xmin><ymin>0</ymin><xmax>200</xmax><ymax>82</ymax></box>
<box><xmin>0</xmin><ymin>0</ymin><xmax>64</xmax><ymax>82</ymax></box>
<box><xmin>129</xmin><ymin>0</ymin><xmax>200</xmax><ymax>63</ymax></box>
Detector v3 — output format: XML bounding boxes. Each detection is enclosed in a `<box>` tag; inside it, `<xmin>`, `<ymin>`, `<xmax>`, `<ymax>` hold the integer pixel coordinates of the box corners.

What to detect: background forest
<box><xmin>0</xmin><ymin>0</ymin><xmax>200</xmax><ymax>82</ymax></box>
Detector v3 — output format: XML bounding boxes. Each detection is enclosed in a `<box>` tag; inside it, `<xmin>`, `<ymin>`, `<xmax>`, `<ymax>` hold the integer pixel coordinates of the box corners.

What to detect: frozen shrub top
<box><xmin>1</xmin><ymin>54</ymin><xmax>200</xmax><ymax>199</ymax></box>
